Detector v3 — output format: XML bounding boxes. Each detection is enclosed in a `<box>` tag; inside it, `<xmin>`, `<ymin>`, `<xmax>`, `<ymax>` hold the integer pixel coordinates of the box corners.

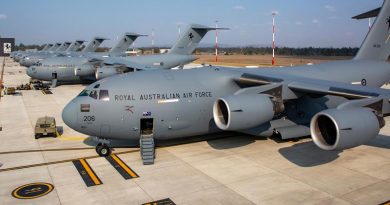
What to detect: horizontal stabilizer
<box><xmin>352</xmin><ymin>7</ymin><xmax>381</xmax><ymax>19</ymax></box>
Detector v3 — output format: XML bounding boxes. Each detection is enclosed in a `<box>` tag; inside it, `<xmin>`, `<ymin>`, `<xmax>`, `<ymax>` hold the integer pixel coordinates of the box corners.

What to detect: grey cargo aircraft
<box><xmin>13</xmin><ymin>43</ymin><xmax>58</xmax><ymax>62</ymax></box>
<box><xmin>26</xmin><ymin>24</ymin><xmax>225</xmax><ymax>86</ymax></box>
<box><xmin>62</xmin><ymin>1</ymin><xmax>390</xmax><ymax>159</ymax></box>
<box><xmin>19</xmin><ymin>37</ymin><xmax>107</xmax><ymax>67</ymax></box>
<box><xmin>19</xmin><ymin>42</ymin><xmax>72</xmax><ymax>66</ymax></box>
<box><xmin>11</xmin><ymin>43</ymin><xmax>53</xmax><ymax>60</ymax></box>
<box><xmin>26</xmin><ymin>33</ymin><xmax>144</xmax><ymax>86</ymax></box>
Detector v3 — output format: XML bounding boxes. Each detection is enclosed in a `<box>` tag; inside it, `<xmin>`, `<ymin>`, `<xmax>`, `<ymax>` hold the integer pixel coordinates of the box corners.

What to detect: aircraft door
<box><xmin>52</xmin><ymin>72</ymin><xmax>57</xmax><ymax>79</ymax></box>
<box><xmin>140</xmin><ymin>118</ymin><xmax>154</xmax><ymax>135</ymax></box>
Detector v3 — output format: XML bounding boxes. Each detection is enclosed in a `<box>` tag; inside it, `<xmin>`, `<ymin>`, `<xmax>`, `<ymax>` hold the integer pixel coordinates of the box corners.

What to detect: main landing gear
<box><xmin>96</xmin><ymin>143</ymin><xmax>111</xmax><ymax>157</ymax></box>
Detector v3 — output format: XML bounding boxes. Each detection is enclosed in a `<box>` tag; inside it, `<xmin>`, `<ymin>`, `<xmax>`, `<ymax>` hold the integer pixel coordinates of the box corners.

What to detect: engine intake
<box><xmin>95</xmin><ymin>66</ymin><xmax>121</xmax><ymax>80</ymax></box>
<box><xmin>310</xmin><ymin>108</ymin><xmax>380</xmax><ymax>150</ymax></box>
<box><xmin>74</xmin><ymin>64</ymin><xmax>95</xmax><ymax>76</ymax></box>
<box><xmin>213</xmin><ymin>94</ymin><xmax>275</xmax><ymax>131</ymax></box>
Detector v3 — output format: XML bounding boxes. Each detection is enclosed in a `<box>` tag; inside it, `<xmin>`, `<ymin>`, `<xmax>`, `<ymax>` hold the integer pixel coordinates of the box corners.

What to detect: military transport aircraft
<box><xmin>26</xmin><ymin>33</ymin><xmax>145</xmax><ymax>86</ymax></box>
<box><xmin>11</xmin><ymin>44</ymin><xmax>53</xmax><ymax>61</ymax></box>
<box><xmin>13</xmin><ymin>43</ymin><xmax>60</xmax><ymax>62</ymax></box>
<box><xmin>62</xmin><ymin>1</ymin><xmax>390</xmax><ymax>162</ymax></box>
<box><xmin>18</xmin><ymin>36</ymin><xmax>109</xmax><ymax>67</ymax></box>
<box><xmin>19</xmin><ymin>41</ymin><xmax>74</xmax><ymax>66</ymax></box>
<box><xmin>26</xmin><ymin>24</ymin><xmax>226</xmax><ymax>86</ymax></box>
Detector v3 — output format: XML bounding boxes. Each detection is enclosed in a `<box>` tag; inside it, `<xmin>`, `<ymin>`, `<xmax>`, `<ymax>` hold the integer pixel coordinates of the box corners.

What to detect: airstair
<box><xmin>140</xmin><ymin>134</ymin><xmax>155</xmax><ymax>165</ymax></box>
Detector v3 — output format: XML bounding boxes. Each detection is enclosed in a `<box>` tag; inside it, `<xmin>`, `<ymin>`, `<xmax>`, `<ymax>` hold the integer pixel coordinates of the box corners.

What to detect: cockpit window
<box><xmin>78</xmin><ymin>89</ymin><xmax>109</xmax><ymax>101</ymax></box>
<box><xmin>99</xmin><ymin>90</ymin><xmax>109</xmax><ymax>101</ymax></box>
<box><xmin>78</xmin><ymin>90</ymin><xmax>90</xmax><ymax>96</ymax></box>
<box><xmin>94</xmin><ymin>84</ymin><xmax>100</xmax><ymax>89</ymax></box>
<box><xmin>89</xmin><ymin>90</ymin><xmax>98</xmax><ymax>99</ymax></box>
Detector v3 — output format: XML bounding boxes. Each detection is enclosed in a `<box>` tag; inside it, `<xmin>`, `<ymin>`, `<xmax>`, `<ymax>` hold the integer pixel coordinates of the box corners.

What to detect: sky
<box><xmin>0</xmin><ymin>0</ymin><xmax>384</xmax><ymax>48</ymax></box>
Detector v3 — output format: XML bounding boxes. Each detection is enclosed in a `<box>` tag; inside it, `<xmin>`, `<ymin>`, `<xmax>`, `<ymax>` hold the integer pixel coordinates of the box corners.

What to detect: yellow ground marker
<box><xmin>110</xmin><ymin>154</ymin><xmax>138</xmax><ymax>178</ymax></box>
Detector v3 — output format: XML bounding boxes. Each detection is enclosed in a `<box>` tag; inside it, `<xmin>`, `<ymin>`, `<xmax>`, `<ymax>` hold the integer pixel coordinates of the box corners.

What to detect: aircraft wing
<box><xmin>87</xmin><ymin>57</ymin><xmax>157</xmax><ymax>71</ymax></box>
<box><xmin>233</xmin><ymin>72</ymin><xmax>390</xmax><ymax>115</ymax></box>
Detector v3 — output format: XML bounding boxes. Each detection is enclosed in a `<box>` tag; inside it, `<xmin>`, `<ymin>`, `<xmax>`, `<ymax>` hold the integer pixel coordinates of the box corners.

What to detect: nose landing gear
<box><xmin>96</xmin><ymin>143</ymin><xmax>111</xmax><ymax>157</ymax></box>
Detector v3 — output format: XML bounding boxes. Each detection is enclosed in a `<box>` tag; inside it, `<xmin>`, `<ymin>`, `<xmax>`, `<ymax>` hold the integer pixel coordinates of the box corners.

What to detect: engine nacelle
<box><xmin>310</xmin><ymin>108</ymin><xmax>380</xmax><ymax>150</ymax></box>
<box><xmin>213</xmin><ymin>94</ymin><xmax>275</xmax><ymax>131</ymax></box>
<box><xmin>95</xmin><ymin>66</ymin><xmax>120</xmax><ymax>80</ymax></box>
<box><xmin>74</xmin><ymin>64</ymin><xmax>95</xmax><ymax>76</ymax></box>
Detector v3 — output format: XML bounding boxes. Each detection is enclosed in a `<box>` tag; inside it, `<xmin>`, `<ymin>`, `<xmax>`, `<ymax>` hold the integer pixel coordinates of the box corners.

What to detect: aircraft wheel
<box><xmin>96</xmin><ymin>144</ymin><xmax>111</xmax><ymax>157</ymax></box>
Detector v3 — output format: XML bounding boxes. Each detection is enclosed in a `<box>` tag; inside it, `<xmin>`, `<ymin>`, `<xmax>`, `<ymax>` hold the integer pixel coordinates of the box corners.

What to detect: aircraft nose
<box><xmin>62</xmin><ymin>101</ymin><xmax>78</xmax><ymax>129</ymax></box>
<box><xmin>26</xmin><ymin>66</ymin><xmax>34</xmax><ymax>77</ymax></box>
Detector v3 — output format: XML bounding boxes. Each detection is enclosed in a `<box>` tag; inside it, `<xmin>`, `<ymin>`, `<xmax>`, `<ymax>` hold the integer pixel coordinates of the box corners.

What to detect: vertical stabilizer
<box><xmin>49</xmin><ymin>43</ymin><xmax>62</xmax><ymax>51</ymax></box>
<box><xmin>67</xmin><ymin>40</ymin><xmax>85</xmax><ymax>52</ymax></box>
<box><xmin>57</xmin><ymin>42</ymin><xmax>72</xmax><ymax>51</ymax></box>
<box><xmin>354</xmin><ymin>1</ymin><xmax>390</xmax><ymax>61</ymax></box>
<box><xmin>40</xmin><ymin>44</ymin><xmax>51</xmax><ymax>51</ymax></box>
<box><xmin>82</xmin><ymin>37</ymin><xmax>108</xmax><ymax>52</ymax></box>
<box><xmin>168</xmin><ymin>24</ymin><xmax>228</xmax><ymax>55</ymax></box>
<box><xmin>109</xmin><ymin>33</ymin><xmax>146</xmax><ymax>53</ymax></box>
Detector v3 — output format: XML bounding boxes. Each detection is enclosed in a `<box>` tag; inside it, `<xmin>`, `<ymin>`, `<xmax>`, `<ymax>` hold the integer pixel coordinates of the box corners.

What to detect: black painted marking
<box><xmin>361</xmin><ymin>78</ymin><xmax>367</xmax><ymax>86</ymax></box>
<box><xmin>329</xmin><ymin>87</ymin><xmax>380</xmax><ymax>98</ymax></box>
<box><xmin>105</xmin><ymin>154</ymin><xmax>139</xmax><ymax>180</ymax></box>
<box><xmin>143</xmin><ymin>198</ymin><xmax>176</xmax><ymax>205</ymax></box>
<box><xmin>41</xmin><ymin>90</ymin><xmax>52</xmax><ymax>95</ymax></box>
<box><xmin>72</xmin><ymin>159</ymin><xmax>102</xmax><ymax>187</ymax></box>
<box><xmin>379</xmin><ymin>199</ymin><xmax>390</xmax><ymax>205</ymax></box>
<box><xmin>12</xmin><ymin>182</ymin><xmax>54</xmax><ymax>199</ymax></box>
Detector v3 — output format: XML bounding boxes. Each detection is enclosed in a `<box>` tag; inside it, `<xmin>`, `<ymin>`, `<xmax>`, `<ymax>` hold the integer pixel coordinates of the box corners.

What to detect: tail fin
<box><xmin>40</xmin><ymin>44</ymin><xmax>52</xmax><ymax>51</ymax></box>
<box><xmin>109</xmin><ymin>33</ymin><xmax>146</xmax><ymax>53</ymax></box>
<box><xmin>354</xmin><ymin>0</ymin><xmax>390</xmax><ymax>61</ymax></box>
<box><xmin>57</xmin><ymin>42</ymin><xmax>72</xmax><ymax>51</ymax></box>
<box><xmin>42</xmin><ymin>44</ymin><xmax>54</xmax><ymax>51</ymax></box>
<box><xmin>67</xmin><ymin>40</ymin><xmax>85</xmax><ymax>52</ymax></box>
<box><xmin>168</xmin><ymin>24</ymin><xmax>228</xmax><ymax>55</ymax></box>
<box><xmin>82</xmin><ymin>37</ymin><xmax>108</xmax><ymax>52</ymax></box>
<box><xmin>49</xmin><ymin>43</ymin><xmax>62</xmax><ymax>51</ymax></box>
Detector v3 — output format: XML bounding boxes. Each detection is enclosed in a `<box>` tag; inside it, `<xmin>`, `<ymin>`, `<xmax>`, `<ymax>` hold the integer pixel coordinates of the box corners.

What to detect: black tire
<box><xmin>96</xmin><ymin>144</ymin><xmax>111</xmax><ymax>157</ymax></box>
<box><xmin>35</xmin><ymin>134</ymin><xmax>39</xmax><ymax>139</ymax></box>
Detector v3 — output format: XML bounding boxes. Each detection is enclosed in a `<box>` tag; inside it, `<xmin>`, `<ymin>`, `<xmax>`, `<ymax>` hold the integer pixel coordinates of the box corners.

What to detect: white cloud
<box><xmin>324</xmin><ymin>5</ymin><xmax>336</xmax><ymax>12</ymax></box>
<box><xmin>0</xmin><ymin>14</ymin><xmax>7</xmax><ymax>20</ymax></box>
<box><xmin>312</xmin><ymin>19</ymin><xmax>320</xmax><ymax>24</ymax></box>
<box><xmin>295</xmin><ymin>21</ymin><xmax>303</xmax><ymax>25</ymax></box>
<box><xmin>233</xmin><ymin>5</ymin><xmax>245</xmax><ymax>10</ymax></box>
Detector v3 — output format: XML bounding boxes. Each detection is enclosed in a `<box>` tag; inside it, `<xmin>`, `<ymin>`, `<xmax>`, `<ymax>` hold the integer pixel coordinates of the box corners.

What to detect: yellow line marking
<box><xmin>79</xmin><ymin>159</ymin><xmax>101</xmax><ymax>185</ymax></box>
<box><xmin>57</xmin><ymin>136</ymin><xmax>86</xmax><ymax>141</ymax></box>
<box><xmin>111</xmin><ymin>154</ymin><xmax>138</xmax><ymax>178</ymax></box>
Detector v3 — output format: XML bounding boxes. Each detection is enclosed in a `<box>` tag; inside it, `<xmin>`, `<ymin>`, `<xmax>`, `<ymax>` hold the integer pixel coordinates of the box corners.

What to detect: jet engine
<box><xmin>95</xmin><ymin>66</ymin><xmax>121</xmax><ymax>80</ymax></box>
<box><xmin>213</xmin><ymin>94</ymin><xmax>276</xmax><ymax>131</ymax></box>
<box><xmin>74</xmin><ymin>64</ymin><xmax>95</xmax><ymax>76</ymax></box>
<box><xmin>310</xmin><ymin>108</ymin><xmax>381</xmax><ymax>150</ymax></box>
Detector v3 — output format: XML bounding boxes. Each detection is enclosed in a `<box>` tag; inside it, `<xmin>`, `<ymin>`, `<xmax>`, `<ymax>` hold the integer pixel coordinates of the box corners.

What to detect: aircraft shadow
<box><xmin>278</xmin><ymin>134</ymin><xmax>390</xmax><ymax>167</ymax></box>
<box><xmin>207</xmin><ymin>134</ymin><xmax>266</xmax><ymax>150</ymax></box>
<box><xmin>82</xmin><ymin>132</ymin><xmax>247</xmax><ymax>149</ymax></box>
<box><xmin>278</xmin><ymin>141</ymin><xmax>342</xmax><ymax>167</ymax></box>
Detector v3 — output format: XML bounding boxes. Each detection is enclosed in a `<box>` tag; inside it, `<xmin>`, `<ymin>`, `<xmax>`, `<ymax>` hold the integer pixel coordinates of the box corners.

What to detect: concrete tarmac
<box><xmin>0</xmin><ymin>57</ymin><xmax>389</xmax><ymax>205</ymax></box>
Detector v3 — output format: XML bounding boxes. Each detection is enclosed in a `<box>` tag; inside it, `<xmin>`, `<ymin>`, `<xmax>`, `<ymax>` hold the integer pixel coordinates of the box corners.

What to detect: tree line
<box><xmin>15</xmin><ymin>43</ymin><xmax>359</xmax><ymax>56</ymax></box>
<box><xmin>196</xmin><ymin>47</ymin><xmax>359</xmax><ymax>56</ymax></box>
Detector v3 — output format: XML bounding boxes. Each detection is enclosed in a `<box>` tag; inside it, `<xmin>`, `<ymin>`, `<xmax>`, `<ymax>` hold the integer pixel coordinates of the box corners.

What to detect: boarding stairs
<box><xmin>140</xmin><ymin>134</ymin><xmax>155</xmax><ymax>165</ymax></box>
